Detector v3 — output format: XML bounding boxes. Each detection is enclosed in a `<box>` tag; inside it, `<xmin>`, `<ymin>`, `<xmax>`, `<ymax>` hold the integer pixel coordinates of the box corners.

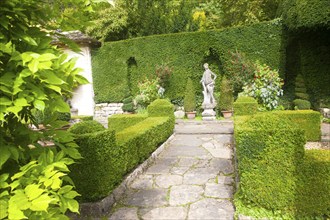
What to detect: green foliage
<box><xmin>70</xmin><ymin>129</ymin><xmax>118</xmax><ymax>201</ymax></box>
<box><xmin>68</xmin><ymin>120</ymin><xmax>105</xmax><ymax>135</ymax></box>
<box><xmin>272</xmin><ymin>110</ymin><xmax>321</xmax><ymax>141</ymax></box>
<box><xmin>293</xmin><ymin>99</ymin><xmax>311</xmax><ymax>110</ymax></box>
<box><xmin>223</xmin><ymin>50</ymin><xmax>255</xmax><ymax>95</ymax></box>
<box><xmin>219</xmin><ymin>76</ymin><xmax>234</xmax><ymax>111</ymax></box>
<box><xmin>184</xmin><ymin>78</ymin><xmax>196</xmax><ymax>112</ymax></box>
<box><xmin>0</xmin><ymin>0</ymin><xmax>101</xmax><ymax>218</ymax></box>
<box><xmin>233</xmin><ymin>96</ymin><xmax>258</xmax><ymax>116</ymax></box>
<box><xmin>147</xmin><ymin>99</ymin><xmax>174</xmax><ymax>117</ymax></box>
<box><xmin>242</xmin><ymin>62</ymin><xmax>283</xmax><ymax>110</ymax></box>
<box><xmin>234</xmin><ymin>113</ymin><xmax>305</xmax><ymax>216</ymax></box>
<box><xmin>108</xmin><ymin>114</ymin><xmax>148</xmax><ymax>133</ymax></box>
<box><xmin>116</xmin><ymin>116</ymin><xmax>175</xmax><ymax>171</ymax></box>
<box><xmin>122</xmin><ymin>96</ymin><xmax>135</xmax><ymax>112</ymax></box>
<box><xmin>295</xmin><ymin>150</ymin><xmax>330</xmax><ymax>218</ymax></box>
<box><xmin>92</xmin><ymin>21</ymin><xmax>284</xmax><ymax>103</ymax></box>
<box><xmin>294</xmin><ymin>74</ymin><xmax>309</xmax><ymax>100</ymax></box>
<box><xmin>280</xmin><ymin>0</ymin><xmax>330</xmax><ymax>30</ymax></box>
<box><xmin>71</xmin><ymin>115</ymin><xmax>93</xmax><ymax>121</ymax></box>
<box><xmin>134</xmin><ymin>78</ymin><xmax>161</xmax><ymax>108</ymax></box>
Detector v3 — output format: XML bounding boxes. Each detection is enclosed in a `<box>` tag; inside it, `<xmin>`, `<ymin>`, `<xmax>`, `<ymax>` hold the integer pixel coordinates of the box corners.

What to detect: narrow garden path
<box><xmin>109</xmin><ymin>120</ymin><xmax>236</xmax><ymax>220</ymax></box>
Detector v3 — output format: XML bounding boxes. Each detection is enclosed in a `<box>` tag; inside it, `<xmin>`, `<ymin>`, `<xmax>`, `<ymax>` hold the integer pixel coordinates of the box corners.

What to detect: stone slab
<box><xmin>169</xmin><ymin>185</ymin><xmax>204</xmax><ymax>206</ymax></box>
<box><xmin>109</xmin><ymin>207</ymin><xmax>139</xmax><ymax>220</ymax></box>
<box><xmin>210</xmin><ymin>158</ymin><xmax>234</xmax><ymax>175</ymax></box>
<box><xmin>123</xmin><ymin>189</ymin><xmax>168</xmax><ymax>207</ymax></box>
<box><xmin>188</xmin><ymin>198</ymin><xmax>234</xmax><ymax>220</ymax></box>
<box><xmin>205</xmin><ymin>183</ymin><xmax>234</xmax><ymax>198</ymax></box>
<box><xmin>160</xmin><ymin>145</ymin><xmax>210</xmax><ymax>158</ymax></box>
<box><xmin>155</xmin><ymin>174</ymin><xmax>183</xmax><ymax>188</ymax></box>
<box><xmin>141</xmin><ymin>207</ymin><xmax>187</xmax><ymax>220</ymax></box>
<box><xmin>183</xmin><ymin>167</ymin><xmax>218</xmax><ymax>185</ymax></box>
<box><xmin>130</xmin><ymin>175</ymin><xmax>154</xmax><ymax>190</ymax></box>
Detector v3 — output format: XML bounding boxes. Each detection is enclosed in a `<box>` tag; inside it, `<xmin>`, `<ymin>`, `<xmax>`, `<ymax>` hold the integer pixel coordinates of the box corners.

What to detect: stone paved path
<box><xmin>109</xmin><ymin>120</ymin><xmax>235</xmax><ymax>220</ymax></box>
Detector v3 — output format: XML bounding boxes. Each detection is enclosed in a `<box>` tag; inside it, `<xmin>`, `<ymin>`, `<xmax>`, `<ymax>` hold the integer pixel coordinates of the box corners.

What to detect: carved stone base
<box><xmin>202</xmin><ymin>108</ymin><xmax>216</xmax><ymax>121</ymax></box>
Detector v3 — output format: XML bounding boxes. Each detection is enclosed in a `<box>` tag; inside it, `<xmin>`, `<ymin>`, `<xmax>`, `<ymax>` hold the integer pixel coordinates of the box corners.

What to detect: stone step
<box><xmin>175</xmin><ymin>120</ymin><xmax>234</xmax><ymax>134</ymax></box>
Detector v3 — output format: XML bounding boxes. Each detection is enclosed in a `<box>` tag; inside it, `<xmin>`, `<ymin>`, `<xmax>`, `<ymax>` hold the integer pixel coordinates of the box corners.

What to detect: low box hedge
<box><xmin>233</xmin><ymin>96</ymin><xmax>258</xmax><ymax>116</ymax></box>
<box><xmin>108</xmin><ymin>114</ymin><xmax>148</xmax><ymax>132</ymax></box>
<box><xmin>272</xmin><ymin>110</ymin><xmax>321</xmax><ymax>141</ymax></box>
<box><xmin>147</xmin><ymin>99</ymin><xmax>174</xmax><ymax>117</ymax></box>
<box><xmin>234</xmin><ymin>114</ymin><xmax>305</xmax><ymax>215</ymax></box>
<box><xmin>68</xmin><ymin>120</ymin><xmax>105</xmax><ymax>135</ymax></box>
<box><xmin>69</xmin><ymin>129</ymin><xmax>123</xmax><ymax>202</ymax></box>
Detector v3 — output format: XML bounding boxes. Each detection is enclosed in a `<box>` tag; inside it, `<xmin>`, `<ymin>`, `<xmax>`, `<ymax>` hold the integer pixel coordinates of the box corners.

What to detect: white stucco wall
<box><xmin>64</xmin><ymin>46</ymin><xmax>94</xmax><ymax>116</ymax></box>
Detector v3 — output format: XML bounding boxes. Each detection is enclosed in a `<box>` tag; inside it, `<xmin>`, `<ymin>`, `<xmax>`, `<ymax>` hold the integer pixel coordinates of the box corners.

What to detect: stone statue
<box><xmin>200</xmin><ymin>63</ymin><xmax>217</xmax><ymax>108</ymax></box>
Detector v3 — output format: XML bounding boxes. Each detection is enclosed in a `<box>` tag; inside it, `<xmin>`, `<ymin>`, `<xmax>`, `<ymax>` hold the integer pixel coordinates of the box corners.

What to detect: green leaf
<box><xmin>63</xmin><ymin>191</ymin><xmax>80</xmax><ymax>199</ymax></box>
<box><xmin>54</xmin><ymin>99</ymin><xmax>70</xmax><ymax>113</ymax></box>
<box><xmin>0</xmin><ymin>147</ymin><xmax>10</xmax><ymax>169</ymax></box>
<box><xmin>0</xmin><ymin>97</ymin><xmax>12</xmax><ymax>106</ymax></box>
<box><xmin>0</xmin><ymin>174</ymin><xmax>9</xmax><ymax>182</ymax></box>
<box><xmin>25</xmin><ymin>184</ymin><xmax>44</xmax><ymax>201</ymax></box>
<box><xmin>33</xmin><ymin>99</ymin><xmax>45</xmax><ymax>111</ymax></box>
<box><xmin>38</xmin><ymin>53</ymin><xmax>57</xmax><ymax>61</ymax></box>
<box><xmin>67</xmin><ymin>199</ymin><xmax>79</xmax><ymax>213</ymax></box>
<box><xmin>0</xmin><ymin>200</ymin><xmax>8</xmax><ymax>220</ymax></box>
<box><xmin>75</xmin><ymin>73</ymin><xmax>89</xmax><ymax>85</ymax></box>
<box><xmin>46</xmin><ymin>85</ymin><xmax>62</xmax><ymax>94</ymax></box>
<box><xmin>0</xmin><ymin>85</ymin><xmax>12</xmax><ymax>94</ymax></box>
<box><xmin>38</xmin><ymin>61</ymin><xmax>52</xmax><ymax>70</ymax></box>
<box><xmin>14</xmin><ymin>98</ymin><xmax>29</xmax><ymax>107</ymax></box>
<box><xmin>30</xmin><ymin>194</ymin><xmax>52</xmax><ymax>211</ymax></box>
<box><xmin>22</xmin><ymin>36</ymin><xmax>38</xmax><ymax>46</ymax></box>
<box><xmin>5</xmin><ymin>105</ymin><xmax>23</xmax><ymax>117</ymax></box>
<box><xmin>58</xmin><ymin>185</ymin><xmax>73</xmax><ymax>195</ymax></box>
<box><xmin>8</xmin><ymin>205</ymin><xmax>27</xmax><ymax>219</ymax></box>
<box><xmin>41</xmin><ymin>72</ymin><xmax>65</xmax><ymax>85</ymax></box>
<box><xmin>21</xmin><ymin>53</ymin><xmax>33</xmax><ymax>65</ymax></box>
<box><xmin>28</xmin><ymin>59</ymin><xmax>39</xmax><ymax>73</ymax></box>
<box><xmin>9</xmin><ymin>190</ymin><xmax>30</xmax><ymax>210</ymax></box>
<box><xmin>13</xmin><ymin>76</ymin><xmax>24</xmax><ymax>95</ymax></box>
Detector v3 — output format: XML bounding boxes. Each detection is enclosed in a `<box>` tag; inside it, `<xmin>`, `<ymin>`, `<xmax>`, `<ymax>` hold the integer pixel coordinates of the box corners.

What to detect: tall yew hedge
<box><xmin>92</xmin><ymin>20</ymin><xmax>285</xmax><ymax>103</ymax></box>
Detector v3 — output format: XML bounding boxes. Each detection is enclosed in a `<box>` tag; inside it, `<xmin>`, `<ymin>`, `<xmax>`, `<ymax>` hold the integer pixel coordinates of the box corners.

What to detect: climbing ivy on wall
<box><xmin>92</xmin><ymin>20</ymin><xmax>284</xmax><ymax>103</ymax></box>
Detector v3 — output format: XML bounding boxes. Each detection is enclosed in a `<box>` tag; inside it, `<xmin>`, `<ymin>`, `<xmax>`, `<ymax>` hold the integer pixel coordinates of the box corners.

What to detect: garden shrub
<box><xmin>294</xmin><ymin>74</ymin><xmax>309</xmax><ymax>101</ymax></box>
<box><xmin>184</xmin><ymin>78</ymin><xmax>196</xmax><ymax>112</ymax></box>
<box><xmin>233</xmin><ymin>96</ymin><xmax>258</xmax><ymax>116</ymax></box>
<box><xmin>71</xmin><ymin>115</ymin><xmax>93</xmax><ymax>121</ymax></box>
<box><xmin>147</xmin><ymin>99</ymin><xmax>174</xmax><ymax>117</ymax></box>
<box><xmin>122</xmin><ymin>96</ymin><xmax>135</xmax><ymax>112</ymax></box>
<box><xmin>295</xmin><ymin>149</ymin><xmax>330</xmax><ymax>218</ymax></box>
<box><xmin>68</xmin><ymin>120</ymin><xmax>105</xmax><ymax>135</ymax></box>
<box><xmin>69</xmin><ymin>129</ymin><xmax>122</xmax><ymax>202</ymax></box>
<box><xmin>92</xmin><ymin>21</ymin><xmax>284</xmax><ymax>103</ymax></box>
<box><xmin>116</xmin><ymin>116</ymin><xmax>174</xmax><ymax>171</ymax></box>
<box><xmin>272</xmin><ymin>110</ymin><xmax>321</xmax><ymax>141</ymax></box>
<box><xmin>293</xmin><ymin>99</ymin><xmax>311</xmax><ymax>110</ymax></box>
<box><xmin>108</xmin><ymin>114</ymin><xmax>148</xmax><ymax>133</ymax></box>
<box><xmin>218</xmin><ymin>75</ymin><xmax>234</xmax><ymax>112</ymax></box>
<box><xmin>234</xmin><ymin>113</ymin><xmax>305</xmax><ymax>216</ymax></box>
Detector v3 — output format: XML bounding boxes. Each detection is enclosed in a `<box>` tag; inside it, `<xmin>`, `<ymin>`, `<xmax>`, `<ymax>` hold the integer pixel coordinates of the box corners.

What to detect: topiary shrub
<box><xmin>219</xmin><ymin>75</ymin><xmax>234</xmax><ymax>111</ymax></box>
<box><xmin>147</xmin><ymin>99</ymin><xmax>174</xmax><ymax>117</ymax></box>
<box><xmin>234</xmin><ymin>113</ymin><xmax>305</xmax><ymax>217</ymax></box>
<box><xmin>108</xmin><ymin>114</ymin><xmax>148</xmax><ymax>133</ymax></box>
<box><xmin>294</xmin><ymin>74</ymin><xmax>309</xmax><ymax>100</ymax></box>
<box><xmin>233</xmin><ymin>96</ymin><xmax>258</xmax><ymax>116</ymax></box>
<box><xmin>184</xmin><ymin>78</ymin><xmax>196</xmax><ymax>112</ymax></box>
<box><xmin>293</xmin><ymin>98</ymin><xmax>311</xmax><ymax>110</ymax></box>
<box><xmin>68</xmin><ymin>120</ymin><xmax>105</xmax><ymax>135</ymax></box>
<box><xmin>122</xmin><ymin>96</ymin><xmax>135</xmax><ymax>112</ymax></box>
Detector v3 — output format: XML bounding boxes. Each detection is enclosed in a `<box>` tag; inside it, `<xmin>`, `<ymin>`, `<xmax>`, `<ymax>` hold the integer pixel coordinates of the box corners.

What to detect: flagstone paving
<box><xmin>109</xmin><ymin>120</ymin><xmax>235</xmax><ymax>220</ymax></box>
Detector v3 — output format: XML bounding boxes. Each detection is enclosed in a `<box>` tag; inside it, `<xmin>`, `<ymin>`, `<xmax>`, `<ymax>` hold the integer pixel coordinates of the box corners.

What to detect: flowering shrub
<box><xmin>155</xmin><ymin>63</ymin><xmax>172</xmax><ymax>88</ymax></box>
<box><xmin>242</xmin><ymin>62</ymin><xmax>283</xmax><ymax>110</ymax></box>
<box><xmin>135</xmin><ymin>78</ymin><xmax>161</xmax><ymax>108</ymax></box>
<box><xmin>224</xmin><ymin>50</ymin><xmax>255</xmax><ymax>94</ymax></box>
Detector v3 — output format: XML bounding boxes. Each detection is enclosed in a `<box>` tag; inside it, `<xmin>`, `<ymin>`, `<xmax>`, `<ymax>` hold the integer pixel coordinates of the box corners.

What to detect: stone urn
<box><xmin>221</xmin><ymin>110</ymin><xmax>233</xmax><ymax>119</ymax></box>
<box><xmin>186</xmin><ymin>111</ymin><xmax>196</xmax><ymax>119</ymax></box>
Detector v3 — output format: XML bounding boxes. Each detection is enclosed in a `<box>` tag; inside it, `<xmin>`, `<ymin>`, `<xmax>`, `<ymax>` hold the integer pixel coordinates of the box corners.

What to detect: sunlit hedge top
<box><xmin>280</xmin><ymin>0</ymin><xmax>330</xmax><ymax>30</ymax></box>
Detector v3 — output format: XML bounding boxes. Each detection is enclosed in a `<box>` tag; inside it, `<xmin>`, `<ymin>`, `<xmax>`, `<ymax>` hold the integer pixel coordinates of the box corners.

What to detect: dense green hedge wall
<box><xmin>295</xmin><ymin>149</ymin><xmax>330</xmax><ymax>218</ymax></box>
<box><xmin>234</xmin><ymin>114</ymin><xmax>305</xmax><ymax>216</ymax></box>
<box><xmin>69</xmin><ymin>129</ymin><xmax>120</xmax><ymax>202</ymax></box>
<box><xmin>280</xmin><ymin>0</ymin><xmax>330</xmax><ymax>30</ymax></box>
<box><xmin>92</xmin><ymin>21</ymin><xmax>284</xmax><ymax>103</ymax></box>
<box><xmin>272</xmin><ymin>110</ymin><xmax>321</xmax><ymax>141</ymax></box>
<box><xmin>108</xmin><ymin>114</ymin><xmax>148</xmax><ymax>132</ymax></box>
<box><xmin>284</xmin><ymin>30</ymin><xmax>330</xmax><ymax>108</ymax></box>
<box><xmin>233</xmin><ymin>96</ymin><xmax>258</xmax><ymax>116</ymax></box>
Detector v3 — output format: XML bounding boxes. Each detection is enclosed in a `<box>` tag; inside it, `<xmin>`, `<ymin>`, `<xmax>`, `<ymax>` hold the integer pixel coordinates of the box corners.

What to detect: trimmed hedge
<box><xmin>108</xmin><ymin>114</ymin><xmax>148</xmax><ymax>132</ymax></box>
<box><xmin>293</xmin><ymin>99</ymin><xmax>311</xmax><ymax>110</ymax></box>
<box><xmin>92</xmin><ymin>21</ymin><xmax>284</xmax><ymax>103</ymax></box>
<box><xmin>272</xmin><ymin>110</ymin><xmax>321</xmax><ymax>141</ymax></box>
<box><xmin>234</xmin><ymin>113</ymin><xmax>305</xmax><ymax>215</ymax></box>
<box><xmin>280</xmin><ymin>0</ymin><xmax>330</xmax><ymax>30</ymax></box>
<box><xmin>68</xmin><ymin>120</ymin><xmax>105</xmax><ymax>135</ymax></box>
<box><xmin>69</xmin><ymin>129</ymin><xmax>121</xmax><ymax>202</ymax></box>
<box><xmin>116</xmin><ymin>116</ymin><xmax>174</xmax><ymax>171</ymax></box>
<box><xmin>147</xmin><ymin>99</ymin><xmax>174</xmax><ymax>117</ymax></box>
<box><xmin>71</xmin><ymin>115</ymin><xmax>93</xmax><ymax>121</ymax></box>
<box><xmin>233</xmin><ymin>96</ymin><xmax>258</xmax><ymax>116</ymax></box>
<box><xmin>295</xmin><ymin>149</ymin><xmax>330</xmax><ymax>218</ymax></box>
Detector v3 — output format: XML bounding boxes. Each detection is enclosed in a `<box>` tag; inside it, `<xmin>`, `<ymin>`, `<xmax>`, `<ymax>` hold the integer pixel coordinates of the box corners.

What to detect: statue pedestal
<box><xmin>202</xmin><ymin>103</ymin><xmax>216</xmax><ymax>121</ymax></box>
